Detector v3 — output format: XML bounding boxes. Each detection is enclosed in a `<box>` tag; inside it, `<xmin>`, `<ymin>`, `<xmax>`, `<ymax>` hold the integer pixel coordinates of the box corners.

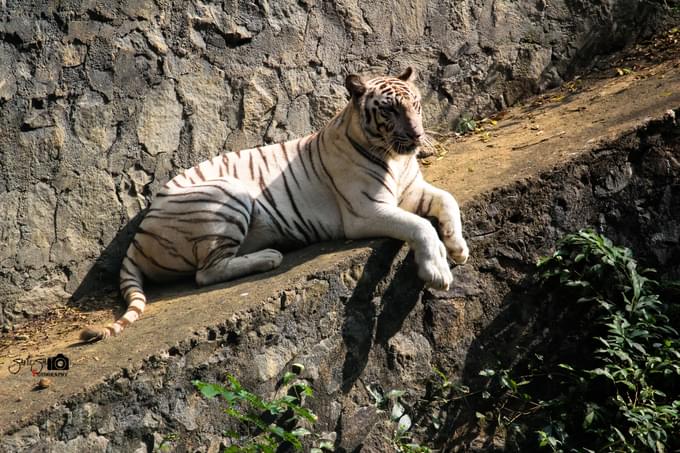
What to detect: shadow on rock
<box><xmin>340</xmin><ymin>239</ymin><xmax>402</xmax><ymax>394</ymax></box>
<box><xmin>339</xmin><ymin>239</ymin><xmax>427</xmax><ymax>394</ymax></box>
<box><xmin>70</xmin><ymin>210</ymin><xmax>147</xmax><ymax>310</ymax></box>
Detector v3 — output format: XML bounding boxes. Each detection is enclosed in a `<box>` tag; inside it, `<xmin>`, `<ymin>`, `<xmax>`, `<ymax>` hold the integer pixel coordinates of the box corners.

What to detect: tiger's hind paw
<box><xmin>252</xmin><ymin>248</ymin><xmax>283</xmax><ymax>272</ymax></box>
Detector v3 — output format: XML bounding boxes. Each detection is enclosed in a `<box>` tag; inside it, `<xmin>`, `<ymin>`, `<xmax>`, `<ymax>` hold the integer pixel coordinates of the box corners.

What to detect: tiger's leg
<box><xmin>400</xmin><ymin>179</ymin><xmax>469</xmax><ymax>265</ymax></box>
<box><xmin>345</xmin><ymin>207</ymin><xmax>453</xmax><ymax>290</ymax></box>
<box><xmin>195</xmin><ymin>249</ymin><xmax>283</xmax><ymax>286</ymax></box>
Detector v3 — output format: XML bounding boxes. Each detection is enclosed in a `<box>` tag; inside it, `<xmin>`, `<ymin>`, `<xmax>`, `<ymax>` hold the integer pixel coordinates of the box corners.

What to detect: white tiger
<box><xmin>80</xmin><ymin>67</ymin><xmax>469</xmax><ymax>341</ymax></box>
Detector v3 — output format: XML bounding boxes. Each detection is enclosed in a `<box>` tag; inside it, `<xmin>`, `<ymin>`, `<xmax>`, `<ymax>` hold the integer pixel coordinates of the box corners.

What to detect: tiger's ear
<box><xmin>397</xmin><ymin>67</ymin><xmax>416</xmax><ymax>82</ymax></box>
<box><xmin>345</xmin><ymin>74</ymin><xmax>366</xmax><ymax>99</ymax></box>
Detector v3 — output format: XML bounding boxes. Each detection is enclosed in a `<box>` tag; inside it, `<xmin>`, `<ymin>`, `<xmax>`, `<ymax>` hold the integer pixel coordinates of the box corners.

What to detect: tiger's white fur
<box><xmin>81</xmin><ymin>67</ymin><xmax>469</xmax><ymax>341</ymax></box>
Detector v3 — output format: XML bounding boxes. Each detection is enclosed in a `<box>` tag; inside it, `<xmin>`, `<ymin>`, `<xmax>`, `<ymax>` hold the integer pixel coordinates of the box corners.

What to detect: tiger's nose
<box><xmin>406</xmin><ymin>130</ymin><xmax>423</xmax><ymax>141</ymax></box>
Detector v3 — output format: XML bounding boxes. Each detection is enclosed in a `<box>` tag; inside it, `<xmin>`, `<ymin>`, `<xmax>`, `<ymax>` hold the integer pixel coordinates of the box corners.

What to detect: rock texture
<box><xmin>0</xmin><ymin>0</ymin><xmax>669</xmax><ymax>330</ymax></box>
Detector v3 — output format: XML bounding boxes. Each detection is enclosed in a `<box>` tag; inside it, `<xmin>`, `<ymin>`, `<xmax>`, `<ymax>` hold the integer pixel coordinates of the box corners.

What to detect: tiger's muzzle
<box><xmin>392</xmin><ymin>133</ymin><xmax>423</xmax><ymax>155</ymax></box>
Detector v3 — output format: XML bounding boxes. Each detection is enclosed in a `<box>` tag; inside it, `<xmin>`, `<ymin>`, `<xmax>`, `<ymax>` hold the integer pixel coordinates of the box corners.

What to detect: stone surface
<box><xmin>0</xmin><ymin>0</ymin><xmax>673</xmax><ymax>330</ymax></box>
<box><xmin>137</xmin><ymin>80</ymin><xmax>183</xmax><ymax>156</ymax></box>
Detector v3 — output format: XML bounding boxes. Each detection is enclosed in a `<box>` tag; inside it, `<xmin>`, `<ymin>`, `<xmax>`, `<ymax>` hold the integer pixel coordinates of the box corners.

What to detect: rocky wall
<box><xmin>0</xmin><ymin>0</ymin><xmax>668</xmax><ymax>331</ymax></box>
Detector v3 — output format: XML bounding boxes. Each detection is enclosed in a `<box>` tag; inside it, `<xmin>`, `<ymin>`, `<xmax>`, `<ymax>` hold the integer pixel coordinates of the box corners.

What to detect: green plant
<box><xmin>414</xmin><ymin>231</ymin><xmax>680</xmax><ymax>452</ymax></box>
<box><xmin>366</xmin><ymin>385</ymin><xmax>432</xmax><ymax>453</ymax></box>
<box><xmin>193</xmin><ymin>365</ymin><xmax>333</xmax><ymax>452</ymax></box>
<box><xmin>155</xmin><ymin>433</ymin><xmax>179</xmax><ymax>452</ymax></box>
<box><xmin>456</xmin><ymin>114</ymin><xmax>477</xmax><ymax>134</ymax></box>
<box><xmin>533</xmin><ymin>230</ymin><xmax>680</xmax><ymax>451</ymax></box>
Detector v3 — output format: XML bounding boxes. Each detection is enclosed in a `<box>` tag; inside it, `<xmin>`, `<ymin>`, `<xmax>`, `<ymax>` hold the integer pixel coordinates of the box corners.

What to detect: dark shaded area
<box><xmin>340</xmin><ymin>240</ymin><xmax>404</xmax><ymax>394</ymax></box>
<box><xmin>71</xmin><ymin>210</ymin><xmax>147</xmax><ymax>302</ymax></box>
<box><xmin>428</xmin><ymin>112</ymin><xmax>680</xmax><ymax>451</ymax></box>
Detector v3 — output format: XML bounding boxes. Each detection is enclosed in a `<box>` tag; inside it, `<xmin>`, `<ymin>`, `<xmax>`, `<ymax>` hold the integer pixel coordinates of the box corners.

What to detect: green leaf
<box><xmin>193</xmin><ymin>381</ymin><xmax>227</xmax><ymax>399</ymax></box>
<box><xmin>295</xmin><ymin>383</ymin><xmax>314</xmax><ymax>397</ymax></box>
<box><xmin>291</xmin><ymin>427</ymin><xmax>312</xmax><ymax>437</ymax></box>
<box><xmin>385</xmin><ymin>389</ymin><xmax>406</xmax><ymax>400</ymax></box>
<box><xmin>366</xmin><ymin>384</ymin><xmax>384</xmax><ymax>406</ymax></box>
<box><xmin>397</xmin><ymin>414</ymin><xmax>412</xmax><ymax>434</ymax></box>
<box><xmin>317</xmin><ymin>440</ymin><xmax>335</xmax><ymax>450</ymax></box>
<box><xmin>583</xmin><ymin>408</ymin><xmax>595</xmax><ymax>428</ymax></box>
<box><xmin>282</xmin><ymin>371</ymin><xmax>297</xmax><ymax>385</ymax></box>
<box><xmin>391</xmin><ymin>401</ymin><xmax>405</xmax><ymax>421</ymax></box>
<box><xmin>290</xmin><ymin>405</ymin><xmax>318</xmax><ymax>423</ymax></box>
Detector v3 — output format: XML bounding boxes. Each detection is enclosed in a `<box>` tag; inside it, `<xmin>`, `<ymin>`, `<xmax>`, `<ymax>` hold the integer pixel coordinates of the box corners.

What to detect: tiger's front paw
<box><xmin>414</xmin><ymin>237</ymin><xmax>453</xmax><ymax>290</ymax></box>
<box><xmin>445</xmin><ymin>236</ymin><xmax>469</xmax><ymax>265</ymax></box>
<box><xmin>439</xmin><ymin>221</ymin><xmax>469</xmax><ymax>265</ymax></box>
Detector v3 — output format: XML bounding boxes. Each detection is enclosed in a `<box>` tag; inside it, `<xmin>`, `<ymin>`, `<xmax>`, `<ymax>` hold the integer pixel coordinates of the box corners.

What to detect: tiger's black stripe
<box><xmin>361</xmin><ymin>190</ymin><xmax>390</xmax><ymax>204</ymax></box>
<box><xmin>163</xmin><ymin>198</ymin><xmax>249</xmax><ymax>223</ymax></box>
<box><xmin>296</xmin><ymin>140</ymin><xmax>313</xmax><ymax>181</ymax></box>
<box><xmin>259</xmin><ymin>182</ymin><xmax>312</xmax><ymax>243</ymax></box>
<box><xmin>146</xmin><ymin>208</ymin><xmax>247</xmax><ymax>235</ymax></box>
<box><xmin>198</xmin><ymin>241</ymin><xmax>240</xmax><ymax>270</ymax></box>
<box><xmin>127</xmin><ymin>306</ymin><xmax>143</xmax><ymax>315</ymax></box>
<box><xmin>398</xmin><ymin>172</ymin><xmax>419</xmax><ymax>204</ymax></box>
<box><xmin>364</xmin><ymin>105</ymin><xmax>373</xmax><ymax>124</ymax></box>
<box><xmin>120</xmin><ymin>283</ymin><xmax>142</xmax><ymax>296</ymax></box>
<box><xmin>353</xmin><ymin>160</ymin><xmax>395</xmax><ymax>196</ymax></box>
<box><xmin>247</xmin><ymin>151</ymin><xmax>255</xmax><ymax>180</ymax></box>
<box><xmin>190</xmin><ymin>182</ymin><xmax>251</xmax><ymax>213</ymax></box>
<box><xmin>292</xmin><ymin>219</ymin><xmax>312</xmax><ymax>243</ymax></box>
<box><xmin>137</xmin><ymin>228</ymin><xmax>196</xmax><ymax>268</ymax></box>
<box><xmin>259</xmin><ymin>184</ymin><xmax>294</xmax><ymax>229</ymax></box>
<box><xmin>258</xmin><ymin>147</ymin><xmax>271</xmax><ymax>174</ymax></box>
<box><xmin>306</xmin><ymin>134</ymin><xmax>324</xmax><ymax>181</ymax></box>
<box><xmin>316</xmin><ymin>131</ymin><xmax>362</xmax><ymax>217</ymax></box>
<box><xmin>187</xmin><ymin>233</ymin><xmax>241</xmax><ymax>244</ymax></box>
<box><xmin>345</xmin><ymin>128</ymin><xmax>392</xmax><ymax>177</ymax></box>
<box><xmin>279</xmin><ymin>159</ymin><xmax>316</xmax><ymax>242</ymax></box>
<box><xmin>194</xmin><ymin>165</ymin><xmax>206</xmax><ymax>181</ymax></box>
<box><xmin>281</xmin><ymin>144</ymin><xmax>303</xmax><ymax>191</ymax></box>
<box><xmin>315</xmin><ymin>221</ymin><xmax>332</xmax><ymax>240</ymax></box>
<box><xmin>157</xmin><ymin>190</ymin><xmax>215</xmax><ymax>199</ymax></box>
<box><xmin>254</xmin><ymin>198</ymin><xmax>287</xmax><ymax>238</ymax></box>
<box><xmin>120</xmin><ymin>256</ymin><xmax>140</xmax><ymax>277</ymax></box>
<box><xmin>132</xmin><ymin>239</ymin><xmax>188</xmax><ymax>273</ymax></box>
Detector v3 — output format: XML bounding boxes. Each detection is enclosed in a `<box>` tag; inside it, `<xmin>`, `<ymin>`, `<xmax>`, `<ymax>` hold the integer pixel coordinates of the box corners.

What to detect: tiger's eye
<box><xmin>380</xmin><ymin>105</ymin><xmax>397</xmax><ymax>115</ymax></box>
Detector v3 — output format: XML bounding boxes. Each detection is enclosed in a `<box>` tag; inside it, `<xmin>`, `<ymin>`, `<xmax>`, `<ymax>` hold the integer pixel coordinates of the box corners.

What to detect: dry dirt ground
<box><xmin>0</xmin><ymin>27</ymin><xmax>679</xmax><ymax>434</ymax></box>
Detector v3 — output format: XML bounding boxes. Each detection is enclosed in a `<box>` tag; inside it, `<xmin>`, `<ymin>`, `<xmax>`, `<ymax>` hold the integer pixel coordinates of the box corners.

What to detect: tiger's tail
<box><xmin>80</xmin><ymin>253</ymin><xmax>146</xmax><ymax>342</ymax></box>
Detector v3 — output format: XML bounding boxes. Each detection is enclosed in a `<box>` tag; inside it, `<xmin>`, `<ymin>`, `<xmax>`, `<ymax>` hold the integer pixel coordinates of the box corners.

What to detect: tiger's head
<box><xmin>345</xmin><ymin>67</ymin><xmax>425</xmax><ymax>156</ymax></box>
